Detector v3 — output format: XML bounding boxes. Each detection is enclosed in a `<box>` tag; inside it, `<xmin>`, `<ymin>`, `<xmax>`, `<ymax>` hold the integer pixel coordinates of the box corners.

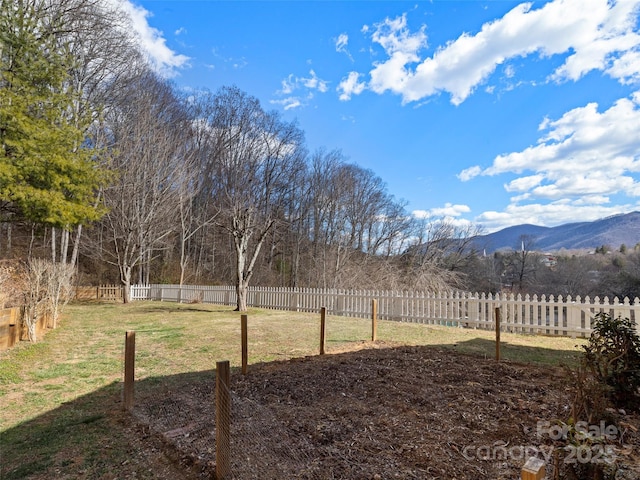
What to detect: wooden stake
<box><xmin>241</xmin><ymin>314</ymin><xmax>248</xmax><ymax>375</ymax></box>
<box><xmin>320</xmin><ymin>307</ymin><xmax>326</xmax><ymax>355</ymax></box>
<box><xmin>521</xmin><ymin>457</ymin><xmax>545</xmax><ymax>480</ymax></box>
<box><xmin>216</xmin><ymin>360</ymin><xmax>231</xmax><ymax>480</ymax></box>
<box><xmin>123</xmin><ymin>331</ymin><xmax>135</xmax><ymax>411</ymax></box>
<box><xmin>495</xmin><ymin>307</ymin><xmax>501</xmax><ymax>362</ymax></box>
<box><xmin>372</xmin><ymin>299</ymin><xmax>378</xmax><ymax>342</ymax></box>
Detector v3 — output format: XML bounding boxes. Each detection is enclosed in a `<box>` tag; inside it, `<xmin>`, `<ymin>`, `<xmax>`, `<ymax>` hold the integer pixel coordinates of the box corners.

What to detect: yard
<box><xmin>1</xmin><ymin>302</ymin><xmax>638</xmax><ymax>479</ymax></box>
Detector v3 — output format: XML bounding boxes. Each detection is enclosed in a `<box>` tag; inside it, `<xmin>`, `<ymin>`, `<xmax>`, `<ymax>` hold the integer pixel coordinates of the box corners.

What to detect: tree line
<box><xmin>3</xmin><ymin>1</ymin><xmax>638</xmax><ymax>313</ymax></box>
<box><xmin>463</xmin><ymin>236</ymin><xmax>640</xmax><ymax>301</ymax></box>
<box><xmin>1</xmin><ymin>0</ymin><xmax>485</xmax><ymax>310</ymax></box>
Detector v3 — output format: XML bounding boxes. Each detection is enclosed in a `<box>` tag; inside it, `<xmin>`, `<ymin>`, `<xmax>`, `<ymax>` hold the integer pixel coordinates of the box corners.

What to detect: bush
<box><xmin>582</xmin><ymin>312</ymin><xmax>640</xmax><ymax>410</ymax></box>
<box><xmin>551</xmin><ymin>315</ymin><xmax>640</xmax><ymax>479</ymax></box>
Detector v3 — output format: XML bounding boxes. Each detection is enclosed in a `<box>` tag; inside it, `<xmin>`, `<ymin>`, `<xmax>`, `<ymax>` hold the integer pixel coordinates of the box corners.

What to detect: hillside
<box><xmin>474</xmin><ymin>211</ymin><xmax>640</xmax><ymax>253</ymax></box>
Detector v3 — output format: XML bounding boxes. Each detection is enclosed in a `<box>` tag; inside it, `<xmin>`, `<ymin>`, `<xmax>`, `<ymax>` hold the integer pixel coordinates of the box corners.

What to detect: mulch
<box><xmin>133</xmin><ymin>342</ymin><xmax>640</xmax><ymax>479</ymax></box>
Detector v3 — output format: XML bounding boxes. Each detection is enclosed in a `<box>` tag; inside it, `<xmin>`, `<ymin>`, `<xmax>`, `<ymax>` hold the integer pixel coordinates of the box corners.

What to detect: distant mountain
<box><xmin>473</xmin><ymin>211</ymin><xmax>640</xmax><ymax>253</ymax></box>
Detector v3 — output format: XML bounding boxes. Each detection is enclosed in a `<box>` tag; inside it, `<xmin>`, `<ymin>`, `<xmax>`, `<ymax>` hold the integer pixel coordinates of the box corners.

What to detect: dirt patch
<box><xmin>134</xmin><ymin>342</ymin><xmax>640</xmax><ymax>479</ymax></box>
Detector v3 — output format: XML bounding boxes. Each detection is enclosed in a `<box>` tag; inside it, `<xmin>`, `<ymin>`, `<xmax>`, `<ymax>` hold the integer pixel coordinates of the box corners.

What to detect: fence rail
<box><xmin>130</xmin><ymin>284</ymin><xmax>640</xmax><ymax>338</ymax></box>
<box><xmin>75</xmin><ymin>284</ymin><xmax>123</xmax><ymax>301</ymax></box>
<box><xmin>0</xmin><ymin>307</ymin><xmax>51</xmax><ymax>351</ymax></box>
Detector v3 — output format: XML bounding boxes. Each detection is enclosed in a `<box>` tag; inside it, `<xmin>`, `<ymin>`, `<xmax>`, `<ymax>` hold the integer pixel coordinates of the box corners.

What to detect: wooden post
<box><xmin>216</xmin><ymin>360</ymin><xmax>231</xmax><ymax>480</ymax></box>
<box><xmin>521</xmin><ymin>457</ymin><xmax>545</xmax><ymax>480</ymax></box>
<box><xmin>241</xmin><ymin>314</ymin><xmax>248</xmax><ymax>375</ymax></box>
<box><xmin>320</xmin><ymin>307</ymin><xmax>326</xmax><ymax>355</ymax></box>
<box><xmin>123</xmin><ymin>331</ymin><xmax>135</xmax><ymax>411</ymax></box>
<box><xmin>495</xmin><ymin>307</ymin><xmax>501</xmax><ymax>362</ymax></box>
<box><xmin>371</xmin><ymin>299</ymin><xmax>378</xmax><ymax>342</ymax></box>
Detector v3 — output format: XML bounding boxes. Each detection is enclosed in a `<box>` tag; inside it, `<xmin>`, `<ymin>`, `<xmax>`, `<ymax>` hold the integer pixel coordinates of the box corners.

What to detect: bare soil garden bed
<box><xmin>134</xmin><ymin>342</ymin><xmax>640</xmax><ymax>479</ymax></box>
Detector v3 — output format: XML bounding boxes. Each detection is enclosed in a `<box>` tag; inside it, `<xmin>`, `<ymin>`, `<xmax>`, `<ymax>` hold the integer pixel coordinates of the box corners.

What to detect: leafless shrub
<box><xmin>16</xmin><ymin>259</ymin><xmax>75</xmax><ymax>342</ymax></box>
<box><xmin>45</xmin><ymin>262</ymin><xmax>76</xmax><ymax>328</ymax></box>
<box><xmin>22</xmin><ymin>259</ymin><xmax>50</xmax><ymax>343</ymax></box>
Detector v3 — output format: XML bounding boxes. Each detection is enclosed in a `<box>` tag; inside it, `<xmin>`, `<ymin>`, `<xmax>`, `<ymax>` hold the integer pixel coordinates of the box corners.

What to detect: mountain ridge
<box><xmin>473</xmin><ymin>211</ymin><xmax>640</xmax><ymax>253</ymax></box>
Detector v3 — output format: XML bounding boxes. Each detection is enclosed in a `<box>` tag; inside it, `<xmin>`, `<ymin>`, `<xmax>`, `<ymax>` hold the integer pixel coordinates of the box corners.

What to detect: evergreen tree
<box><xmin>0</xmin><ymin>0</ymin><xmax>107</xmax><ymax>228</ymax></box>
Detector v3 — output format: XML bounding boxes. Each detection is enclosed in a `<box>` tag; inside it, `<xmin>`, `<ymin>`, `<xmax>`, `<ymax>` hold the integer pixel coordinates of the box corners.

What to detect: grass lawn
<box><xmin>0</xmin><ymin>301</ymin><xmax>588</xmax><ymax>479</ymax></box>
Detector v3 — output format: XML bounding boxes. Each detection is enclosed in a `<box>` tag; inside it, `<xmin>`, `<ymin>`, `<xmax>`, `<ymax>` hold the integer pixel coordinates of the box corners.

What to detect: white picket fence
<box><xmin>129</xmin><ymin>284</ymin><xmax>640</xmax><ymax>338</ymax></box>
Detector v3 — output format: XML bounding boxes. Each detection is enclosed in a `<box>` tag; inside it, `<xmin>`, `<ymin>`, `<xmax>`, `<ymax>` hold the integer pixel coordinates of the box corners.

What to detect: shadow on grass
<box><xmin>0</xmin><ymin>372</ymin><xmax>219</xmax><ymax>480</ymax></box>
<box><xmin>440</xmin><ymin>336</ymin><xmax>584</xmax><ymax>367</ymax></box>
<box><xmin>1</xmin><ymin>339</ymin><xmax>583</xmax><ymax>479</ymax></box>
<box><xmin>1</xmin><ymin>381</ymin><xmax>127</xmax><ymax>480</ymax></box>
<box><xmin>126</xmin><ymin>304</ymin><xmax>236</xmax><ymax>315</ymax></box>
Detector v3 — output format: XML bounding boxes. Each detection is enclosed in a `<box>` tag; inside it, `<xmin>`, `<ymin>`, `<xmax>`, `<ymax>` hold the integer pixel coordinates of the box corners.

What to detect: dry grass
<box><xmin>0</xmin><ymin>300</ymin><xmax>592</xmax><ymax>479</ymax></box>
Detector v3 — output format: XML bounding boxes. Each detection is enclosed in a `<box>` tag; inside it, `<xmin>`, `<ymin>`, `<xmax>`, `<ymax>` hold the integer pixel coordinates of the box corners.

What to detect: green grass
<box><xmin>0</xmin><ymin>301</ymin><xmax>588</xmax><ymax>479</ymax></box>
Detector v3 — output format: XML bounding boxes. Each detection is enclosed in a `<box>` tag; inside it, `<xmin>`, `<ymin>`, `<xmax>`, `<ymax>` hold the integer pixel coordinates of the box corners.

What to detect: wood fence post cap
<box><xmin>521</xmin><ymin>456</ymin><xmax>545</xmax><ymax>479</ymax></box>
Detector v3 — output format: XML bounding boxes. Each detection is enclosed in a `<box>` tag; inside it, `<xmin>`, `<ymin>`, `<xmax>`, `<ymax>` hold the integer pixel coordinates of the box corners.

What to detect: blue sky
<box><xmin>117</xmin><ymin>0</ymin><xmax>640</xmax><ymax>233</ymax></box>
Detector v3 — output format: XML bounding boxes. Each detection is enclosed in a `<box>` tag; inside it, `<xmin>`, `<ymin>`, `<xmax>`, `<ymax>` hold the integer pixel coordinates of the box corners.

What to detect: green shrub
<box><xmin>582</xmin><ymin>312</ymin><xmax>640</xmax><ymax>410</ymax></box>
<box><xmin>552</xmin><ymin>313</ymin><xmax>640</xmax><ymax>479</ymax></box>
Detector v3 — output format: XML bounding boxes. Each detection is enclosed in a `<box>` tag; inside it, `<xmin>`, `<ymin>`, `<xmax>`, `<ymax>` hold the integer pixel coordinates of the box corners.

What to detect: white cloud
<box><xmin>413</xmin><ymin>203</ymin><xmax>471</xmax><ymax>218</ymax></box>
<box><xmin>273</xmin><ymin>70</ymin><xmax>328</xmax><ymax>109</ymax></box>
<box><xmin>336</xmin><ymin>33</ymin><xmax>349</xmax><ymax>50</ymax></box>
<box><xmin>304</xmin><ymin>70</ymin><xmax>329</xmax><ymax>92</ymax></box>
<box><xmin>462</xmin><ymin>91</ymin><xmax>640</xmax><ymax>231</ymax></box>
<box><xmin>115</xmin><ymin>0</ymin><xmax>190</xmax><ymax>77</ymax></box>
<box><xmin>335</xmin><ymin>33</ymin><xmax>353</xmax><ymax>60</ymax></box>
<box><xmin>462</xmin><ymin>92</ymin><xmax>640</xmax><ymax>205</ymax></box>
<box><xmin>431</xmin><ymin>203</ymin><xmax>471</xmax><ymax>217</ymax></box>
<box><xmin>505</xmin><ymin>174</ymin><xmax>545</xmax><ymax>192</ymax></box>
<box><xmin>367</xmin><ymin>14</ymin><xmax>427</xmax><ymax>100</ymax></box>
<box><xmin>175</xmin><ymin>27</ymin><xmax>186</xmax><ymax>36</ymax></box>
<box><xmin>413</xmin><ymin>207</ymin><xmax>474</xmax><ymax>230</ymax></box>
<box><xmin>503</xmin><ymin>64</ymin><xmax>515</xmax><ymax>79</ymax></box>
<box><xmin>549</xmin><ymin>0</ymin><xmax>640</xmax><ymax>83</ymax></box>
<box><xmin>279</xmin><ymin>70</ymin><xmax>328</xmax><ymax>95</ymax></box>
<box><xmin>210</xmin><ymin>48</ymin><xmax>248</xmax><ymax>70</ymax></box>
<box><xmin>457</xmin><ymin>165</ymin><xmax>482</xmax><ymax>182</ymax></box>
<box><xmin>270</xmin><ymin>97</ymin><xmax>303</xmax><ymax>111</ymax></box>
<box><xmin>338</xmin><ymin>72</ymin><xmax>366</xmax><ymax>101</ymax></box>
<box><xmin>350</xmin><ymin>0</ymin><xmax>640</xmax><ymax>105</ymax></box>
<box><xmin>573</xmin><ymin>195</ymin><xmax>611</xmax><ymax>205</ymax></box>
<box><xmin>609</xmin><ymin>49</ymin><xmax>640</xmax><ymax>84</ymax></box>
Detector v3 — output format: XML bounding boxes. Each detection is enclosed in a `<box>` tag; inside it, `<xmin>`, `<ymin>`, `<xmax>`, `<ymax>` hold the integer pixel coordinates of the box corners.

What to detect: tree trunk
<box><xmin>70</xmin><ymin>225</ymin><xmax>82</xmax><ymax>267</ymax></box>
<box><xmin>236</xmin><ymin>281</ymin><xmax>248</xmax><ymax>312</ymax></box>
<box><xmin>28</xmin><ymin>225</ymin><xmax>35</xmax><ymax>260</ymax></box>
<box><xmin>291</xmin><ymin>241</ymin><xmax>300</xmax><ymax>288</ymax></box>
<box><xmin>235</xmin><ymin>236</ymin><xmax>248</xmax><ymax>311</ymax></box>
<box><xmin>6</xmin><ymin>223</ymin><xmax>11</xmax><ymax>255</ymax></box>
<box><xmin>51</xmin><ymin>227</ymin><xmax>57</xmax><ymax>263</ymax></box>
<box><xmin>26</xmin><ymin>311</ymin><xmax>37</xmax><ymax>343</ymax></box>
<box><xmin>144</xmin><ymin>250</ymin><xmax>151</xmax><ymax>285</ymax></box>
<box><xmin>121</xmin><ymin>265</ymin><xmax>132</xmax><ymax>303</ymax></box>
<box><xmin>60</xmin><ymin>228</ymin><xmax>69</xmax><ymax>264</ymax></box>
<box><xmin>179</xmin><ymin>229</ymin><xmax>187</xmax><ymax>286</ymax></box>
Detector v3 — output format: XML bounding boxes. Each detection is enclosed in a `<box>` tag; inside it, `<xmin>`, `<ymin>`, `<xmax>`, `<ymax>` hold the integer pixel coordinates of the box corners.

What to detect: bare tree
<box><xmin>95</xmin><ymin>69</ymin><xmax>194</xmax><ymax>302</ymax></box>
<box><xmin>503</xmin><ymin>234</ymin><xmax>539</xmax><ymax>292</ymax></box>
<box><xmin>60</xmin><ymin>0</ymin><xmax>143</xmax><ymax>267</ymax></box>
<box><xmin>305</xmin><ymin>149</ymin><xmax>347</xmax><ymax>287</ymax></box>
<box><xmin>202</xmin><ymin>86</ymin><xmax>305</xmax><ymax>310</ymax></box>
<box><xmin>45</xmin><ymin>261</ymin><xmax>75</xmax><ymax>328</ymax></box>
<box><xmin>400</xmin><ymin>217</ymin><xmax>483</xmax><ymax>290</ymax></box>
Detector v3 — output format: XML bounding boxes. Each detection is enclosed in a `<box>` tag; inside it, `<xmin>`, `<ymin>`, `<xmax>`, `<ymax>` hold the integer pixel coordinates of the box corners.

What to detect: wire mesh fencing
<box><xmin>133</xmin><ymin>370</ymin><xmax>325</xmax><ymax>480</ymax></box>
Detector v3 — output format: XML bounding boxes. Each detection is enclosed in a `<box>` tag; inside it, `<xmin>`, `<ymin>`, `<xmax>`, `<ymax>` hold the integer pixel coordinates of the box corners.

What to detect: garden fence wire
<box><xmin>134</xmin><ymin>377</ymin><xmax>324</xmax><ymax>479</ymax></box>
